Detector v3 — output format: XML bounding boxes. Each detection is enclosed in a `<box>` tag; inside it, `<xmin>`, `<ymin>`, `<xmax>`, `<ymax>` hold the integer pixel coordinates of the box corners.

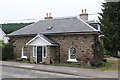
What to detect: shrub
<box><xmin>89</xmin><ymin>59</ymin><xmax>103</xmax><ymax>67</ymax></box>
<box><xmin>0</xmin><ymin>46</ymin><xmax>2</xmax><ymax>60</ymax></box>
<box><xmin>91</xmin><ymin>40</ymin><xmax>104</xmax><ymax>67</ymax></box>
<box><xmin>2</xmin><ymin>43</ymin><xmax>14</xmax><ymax>60</ymax></box>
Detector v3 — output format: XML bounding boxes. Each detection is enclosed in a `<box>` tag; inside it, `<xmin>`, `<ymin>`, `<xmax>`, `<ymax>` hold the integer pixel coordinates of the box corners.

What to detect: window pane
<box><xmin>43</xmin><ymin>47</ymin><xmax>46</xmax><ymax>57</ymax></box>
<box><xmin>34</xmin><ymin>46</ymin><xmax>37</xmax><ymax>56</ymax></box>
<box><xmin>23</xmin><ymin>47</ymin><xmax>27</xmax><ymax>56</ymax></box>
<box><xmin>70</xmin><ymin>47</ymin><xmax>76</xmax><ymax>59</ymax></box>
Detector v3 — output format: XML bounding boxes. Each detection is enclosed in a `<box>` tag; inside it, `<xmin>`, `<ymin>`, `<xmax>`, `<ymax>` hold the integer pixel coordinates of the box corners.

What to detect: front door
<box><xmin>37</xmin><ymin>46</ymin><xmax>42</xmax><ymax>63</ymax></box>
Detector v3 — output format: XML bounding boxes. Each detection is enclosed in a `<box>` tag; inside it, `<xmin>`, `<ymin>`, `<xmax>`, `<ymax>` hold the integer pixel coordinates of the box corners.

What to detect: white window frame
<box><xmin>42</xmin><ymin>46</ymin><xmax>47</xmax><ymax>58</ymax></box>
<box><xmin>33</xmin><ymin>46</ymin><xmax>47</xmax><ymax>58</ymax></box>
<box><xmin>67</xmin><ymin>47</ymin><xmax>77</xmax><ymax>62</ymax></box>
<box><xmin>33</xmin><ymin>46</ymin><xmax>37</xmax><ymax>57</ymax></box>
<box><xmin>21</xmin><ymin>46</ymin><xmax>27</xmax><ymax>58</ymax></box>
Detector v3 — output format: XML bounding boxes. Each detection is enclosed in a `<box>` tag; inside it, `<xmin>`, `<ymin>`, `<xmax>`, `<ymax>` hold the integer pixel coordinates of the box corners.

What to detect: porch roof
<box><xmin>26</xmin><ymin>34</ymin><xmax>58</xmax><ymax>46</ymax></box>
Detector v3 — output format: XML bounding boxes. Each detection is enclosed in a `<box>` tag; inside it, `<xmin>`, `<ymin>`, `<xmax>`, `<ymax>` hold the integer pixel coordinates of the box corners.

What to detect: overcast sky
<box><xmin>0</xmin><ymin>0</ymin><xmax>105</xmax><ymax>23</ymax></box>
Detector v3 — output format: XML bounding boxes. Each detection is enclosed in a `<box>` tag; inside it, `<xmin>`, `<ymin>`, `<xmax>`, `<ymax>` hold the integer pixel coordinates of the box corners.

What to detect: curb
<box><xmin>1</xmin><ymin>64</ymin><xmax>80</xmax><ymax>77</ymax></box>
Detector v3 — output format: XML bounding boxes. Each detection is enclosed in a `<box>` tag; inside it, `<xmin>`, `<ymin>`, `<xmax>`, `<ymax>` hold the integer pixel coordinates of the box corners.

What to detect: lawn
<box><xmin>53</xmin><ymin>59</ymin><xmax>119</xmax><ymax>71</ymax></box>
<box><xmin>6</xmin><ymin>59</ymin><xmax>119</xmax><ymax>71</ymax></box>
<box><xmin>95</xmin><ymin>60</ymin><xmax>119</xmax><ymax>71</ymax></box>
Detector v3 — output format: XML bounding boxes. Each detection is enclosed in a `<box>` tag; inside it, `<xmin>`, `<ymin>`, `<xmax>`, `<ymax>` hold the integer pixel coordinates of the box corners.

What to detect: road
<box><xmin>1</xmin><ymin>66</ymin><xmax>118</xmax><ymax>80</ymax></box>
<box><xmin>2</xmin><ymin>66</ymin><xmax>83</xmax><ymax>78</ymax></box>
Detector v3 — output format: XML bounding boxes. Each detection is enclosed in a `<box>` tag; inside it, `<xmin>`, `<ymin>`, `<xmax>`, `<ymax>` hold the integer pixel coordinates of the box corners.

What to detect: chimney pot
<box><xmin>44</xmin><ymin>13</ymin><xmax>53</xmax><ymax>19</ymax></box>
<box><xmin>46</xmin><ymin>13</ymin><xmax>48</xmax><ymax>17</ymax></box>
<box><xmin>82</xmin><ymin>9</ymin><xmax>84</xmax><ymax>14</ymax></box>
<box><xmin>79</xmin><ymin>9</ymin><xmax>88</xmax><ymax>20</ymax></box>
<box><xmin>85</xmin><ymin>9</ymin><xmax>87</xmax><ymax>14</ymax></box>
<box><xmin>49</xmin><ymin>13</ymin><xmax>51</xmax><ymax>17</ymax></box>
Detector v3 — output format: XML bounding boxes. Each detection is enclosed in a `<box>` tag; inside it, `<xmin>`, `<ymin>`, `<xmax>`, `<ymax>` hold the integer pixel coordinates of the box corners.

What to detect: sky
<box><xmin>0</xmin><ymin>0</ymin><xmax>105</xmax><ymax>23</ymax></box>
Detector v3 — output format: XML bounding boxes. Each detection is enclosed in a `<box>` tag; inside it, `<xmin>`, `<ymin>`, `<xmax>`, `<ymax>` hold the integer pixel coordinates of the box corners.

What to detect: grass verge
<box><xmin>5</xmin><ymin>59</ymin><xmax>119</xmax><ymax>71</ymax></box>
<box><xmin>53</xmin><ymin>60</ymin><xmax>119</xmax><ymax>71</ymax></box>
<box><xmin>5</xmin><ymin>60</ymin><xmax>34</xmax><ymax>64</ymax></box>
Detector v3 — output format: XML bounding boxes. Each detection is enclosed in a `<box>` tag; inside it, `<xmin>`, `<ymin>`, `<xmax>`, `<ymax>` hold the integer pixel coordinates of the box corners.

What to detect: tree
<box><xmin>99</xmin><ymin>2</ymin><xmax>120</xmax><ymax>57</ymax></box>
<box><xmin>1</xmin><ymin>22</ymin><xmax>33</xmax><ymax>34</ymax></box>
<box><xmin>2</xmin><ymin>42</ymin><xmax>14</xmax><ymax>60</ymax></box>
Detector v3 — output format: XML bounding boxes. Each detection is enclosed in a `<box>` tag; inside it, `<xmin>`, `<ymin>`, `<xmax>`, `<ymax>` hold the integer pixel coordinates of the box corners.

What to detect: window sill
<box><xmin>21</xmin><ymin>56</ymin><xmax>27</xmax><ymax>59</ymax></box>
<box><xmin>67</xmin><ymin>59</ymin><xmax>77</xmax><ymax>62</ymax></box>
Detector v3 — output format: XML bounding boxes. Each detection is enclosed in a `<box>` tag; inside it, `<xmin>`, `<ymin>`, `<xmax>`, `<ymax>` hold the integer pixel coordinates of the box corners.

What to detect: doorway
<box><xmin>37</xmin><ymin>46</ymin><xmax>42</xmax><ymax>63</ymax></box>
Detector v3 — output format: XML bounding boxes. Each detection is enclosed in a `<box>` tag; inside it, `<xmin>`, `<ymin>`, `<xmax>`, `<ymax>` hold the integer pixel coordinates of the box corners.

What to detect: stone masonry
<box><xmin>11</xmin><ymin>36</ymin><xmax>33</xmax><ymax>60</ymax></box>
<box><xmin>49</xmin><ymin>34</ymin><xmax>96</xmax><ymax>64</ymax></box>
<box><xmin>11</xmin><ymin>33</ymin><xmax>97</xmax><ymax>64</ymax></box>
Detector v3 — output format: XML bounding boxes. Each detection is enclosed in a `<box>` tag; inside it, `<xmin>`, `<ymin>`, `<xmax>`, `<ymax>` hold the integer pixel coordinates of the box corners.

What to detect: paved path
<box><xmin>0</xmin><ymin>61</ymin><xmax>118</xmax><ymax>78</ymax></box>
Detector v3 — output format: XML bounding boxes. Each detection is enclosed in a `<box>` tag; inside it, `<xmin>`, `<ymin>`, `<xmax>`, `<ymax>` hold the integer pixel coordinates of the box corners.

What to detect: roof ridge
<box><xmin>37</xmin><ymin>16</ymin><xmax>77</xmax><ymax>22</ymax></box>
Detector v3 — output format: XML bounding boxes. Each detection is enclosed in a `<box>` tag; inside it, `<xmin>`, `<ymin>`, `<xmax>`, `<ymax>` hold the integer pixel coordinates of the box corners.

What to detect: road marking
<box><xmin>70</xmin><ymin>70</ymin><xmax>78</xmax><ymax>73</ymax></box>
<box><xmin>19</xmin><ymin>65</ymin><xmax>34</xmax><ymax>68</ymax></box>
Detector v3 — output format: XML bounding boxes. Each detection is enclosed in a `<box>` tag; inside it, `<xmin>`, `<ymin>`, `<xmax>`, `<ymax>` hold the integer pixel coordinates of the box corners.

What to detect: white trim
<box><xmin>67</xmin><ymin>59</ymin><xmax>77</xmax><ymax>62</ymax></box>
<box><xmin>33</xmin><ymin>46</ymin><xmax>47</xmax><ymax>58</ymax></box>
<box><xmin>26</xmin><ymin>35</ymin><xmax>38</xmax><ymax>45</ymax></box>
<box><xmin>67</xmin><ymin>47</ymin><xmax>77</xmax><ymax>62</ymax></box>
<box><xmin>26</xmin><ymin>34</ymin><xmax>52</xmax><ymax>46</ymax></box>
<box><xmin>36</xmin><ymin>46</ymin><xmax>37</xmax><ymax>64</ymax></box>
<box><xmin>68</xmin><ymin>47</ymin><xmax>71</xmax><ymax>60</ymax></box>
<box><xmin>33</xmin><ymin>46</ymin><xmax>38</xmax><ymax>64</ymax></box>
<box><xmin>21</xmin><ymin>46</ymin><xmax>27</xmax><ymax>59</ymax></box>
<box><xmin>33</xmin><ymin>46</ymin><xmax>47</xmax><ymax>63</ymax></box>
<box><xmin>40</xmin><ymin>35</ymin><xmax>52</xmax><ymax>45</ymax></box>
<box><xmin>33</xmin><ymin>46</ymin><xmax>37</xmax><ymax>57</ymax></box>
<box><xmin>42</xmin><ymin>46</ymin><xmax>47</xmax><ymax>58</ymax></box>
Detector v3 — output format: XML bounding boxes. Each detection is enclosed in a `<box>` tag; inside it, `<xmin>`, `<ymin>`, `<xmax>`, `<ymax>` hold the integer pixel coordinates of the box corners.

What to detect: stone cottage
<box><xmin>8</xmin><ymin>12</ymin><xmax>102</xmax><ymax>64</ymax></box>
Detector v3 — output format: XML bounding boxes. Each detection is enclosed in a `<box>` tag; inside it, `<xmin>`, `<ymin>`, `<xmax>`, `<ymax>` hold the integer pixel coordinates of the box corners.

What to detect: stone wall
<box><xmin>11</xmin><ymin>34</ymin><xmax>97</xmax><ymax>64</ymax></box>
<box><xmin>49</xmin><ymin>34</ymin><xmax>97</xmax><ymax>64</ymax></box>
<box><xmin>49</xmin><ymin>46</ymin><xmax>60</xmax><ymax>64</ymax></box>
<box><xmin>11</xmin><ymin>36</ymin><xmax>33</xmax><ymax>59</ymax></box>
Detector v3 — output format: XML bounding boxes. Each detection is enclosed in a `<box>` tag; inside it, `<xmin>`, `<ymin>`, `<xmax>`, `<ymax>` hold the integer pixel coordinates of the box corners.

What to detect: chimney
<box><xmin>79</xmin><ymin>9</ymin><xmax>88</xmax><ymax>20</ymax></box>
<box><xmin>44</xmin><ymin>13</ymin><xmax>53</xmax><ymax>19</ymax></box>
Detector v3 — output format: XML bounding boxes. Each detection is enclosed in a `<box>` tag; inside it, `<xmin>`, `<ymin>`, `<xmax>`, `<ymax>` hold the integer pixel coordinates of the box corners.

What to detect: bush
<box><xmin>91</xmin><ymin>40</ymin><xmax>104</xmax><ymax>67</ymax></box>
<box><xmin>0</xmin><ymin>46</ymin><xmax>2</xmax><ymax>60</ymax></box>
<box><xmin>2</xmin><ymin>43</ymin><xmax>14</xmax><ymax>60</ymax></box>
<box><xmin>89</xmin><ymin>59</ymin><xmax>103</xmax><ymax>67</ymax></box>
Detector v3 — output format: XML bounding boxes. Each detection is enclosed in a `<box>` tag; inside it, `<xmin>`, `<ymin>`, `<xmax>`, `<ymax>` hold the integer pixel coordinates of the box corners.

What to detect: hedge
<box><xmin>1</xmin><ymin>42</ymin><xmax>14</xmax><ymax>60</ymax></box>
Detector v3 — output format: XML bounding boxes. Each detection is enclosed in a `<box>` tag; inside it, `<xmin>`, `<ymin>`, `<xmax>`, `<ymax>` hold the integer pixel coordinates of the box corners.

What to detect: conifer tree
<box><xmin>99</xmin><ymin>2</ymin><xmax>120</xmax><ymax>56</ymax></box>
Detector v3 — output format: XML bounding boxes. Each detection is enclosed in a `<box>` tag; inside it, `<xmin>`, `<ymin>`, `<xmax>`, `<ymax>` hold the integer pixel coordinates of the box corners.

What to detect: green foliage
<box><xmin>1</xmin><ymin>23</ymin><xmax>33</xmax><ymax>34</ymax></box>
<box><xmin>0</xmin><ymin>40</ymin><xmax>3</xmax><ymax>60</ymax></box>
<box><xmin>0</xmin><ymin>46</ymin><xmax>2</xmax><ymax>61</ymax></box>
<box><xmin>0</xmin><ymin>40</ymin><xmax>4</xmax><ymax>47</ymax></box>
<box><xmin>53</xmin><ymin>60</ymin><xmax>118</xmax><ymax>71</ymax></box>
<box><xmin>99</xmin><ymin>2</ymin><xmax>120</xmax><ymax>57</ymax></box>
<box><xmin>96</xmin><ymin>60</ymin><xmax>118</xmax><ymax>71</ymax></box>
<box><xmin>89</xmin><ymin>59</ymin><xmax>103</xmax><ymax>67</ymax></box>
<box><xmin>95</xmin><ymin>41</ymin><xmax>104</xmax><ymax>60</ymax></box>
<box><xmin>8</xmin><ymin>60</ymin><xmax>32</xmax><ymax>64</ymax></box>
<box><xmin>90</xmin><ymin>40</ymin><xmax>104</xmax><ymax>67</ymax></box>
<box><xmin>0</xmin><ymin>23</ymin><xmax>33</xmax><ymax>60</ymax></box>
<box><xmin>2</xmin><ymin>43</ymin><xmax>14</xmax><ymax>60</ymax></box>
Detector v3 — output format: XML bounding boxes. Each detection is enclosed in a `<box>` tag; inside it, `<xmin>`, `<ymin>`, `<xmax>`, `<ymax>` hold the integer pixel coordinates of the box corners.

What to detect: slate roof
<box><xmin>8</xmin><ymin>17</ymin><xmax>98</xmax><ymax>36</ymax></box>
